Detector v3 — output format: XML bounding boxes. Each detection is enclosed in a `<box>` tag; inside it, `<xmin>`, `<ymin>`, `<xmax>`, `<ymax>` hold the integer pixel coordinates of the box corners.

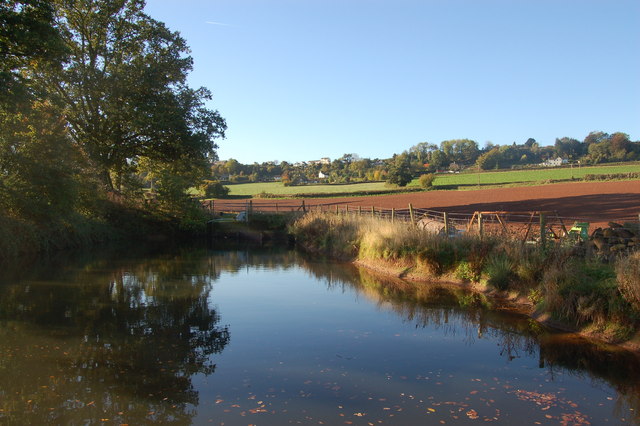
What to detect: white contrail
<box><xmin>205</xmin><ymin>21</ymin><xmax>232</xmax><ymax>27</ymax></box>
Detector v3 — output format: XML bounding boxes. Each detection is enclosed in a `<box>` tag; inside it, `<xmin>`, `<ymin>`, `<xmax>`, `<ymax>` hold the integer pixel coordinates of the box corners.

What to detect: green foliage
<box><xmin>484</xmin><ymin>254</ymin><xmax>514</xmax><ymax>291</ymax></box>
<box><xmin>0</xmin><ymin>102</ymin><xmax>84</xmax><ymax>221</ymax></box>
<box><xmin>201</xmin><ymin>180</ymin><xmax>229</xmax><ymax>198</ymax></box>
<box><xmin>455</xmin><ymin>261</ymin><xmax>480</xmax><ymax>282</ymax></box>
<box><xmin>476</xmin><ymin>147</ymin><xmax>501</xmax><ymax>170</ymax></box>
<box><xmin>440</xmin><ymin>139</ymin><xmax>479</xmax><ymax>165</ymax></box>
<box><xmin>418</xmin><ymin>173</ymin><xmax>435</xmax><ymax>189</ymax></box>
<box><xmin>0</xmin><ymin>0</ymin><xmax>67</xmax><ymax>105</ymax></box>
<box><xmin>32</xmin><ymin>0</ymin><xmax>226</xmax><ymax>190</ymax></box>
<box><xmin>386</xmin><ymin>156</ymin><xmax>413</xmax><ymax>187</ymax></box>
<box><xmin>583</xmin><ymin>172</ymin><xmax>640</xmax><ymax>181</ymax></box>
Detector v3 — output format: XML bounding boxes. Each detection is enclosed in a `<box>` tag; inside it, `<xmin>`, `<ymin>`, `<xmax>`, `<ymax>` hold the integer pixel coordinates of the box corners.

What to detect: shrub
<box><xmin>254</xmin><ymin>191</ymin><xmax>279</xmax><ymax>199</ymax></box>
<box><xmin>455</xmin><ymin>261</ymin><xmax>479</xmax><ymax>282</ymax></box>
<box><xmin>419</xmin><ymin>173</ymin><xmax>435</xmax><ymax>189</ymax></box>
<box><xmin>201</xmin><ymin>180</ymin><xmax>230</xmax><ymax>198</ymax></box>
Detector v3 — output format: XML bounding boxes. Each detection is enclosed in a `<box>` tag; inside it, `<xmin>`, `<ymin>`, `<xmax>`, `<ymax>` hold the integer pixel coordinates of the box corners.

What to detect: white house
<box><xmin>318</xmin><ymin>171</ymin><xmax>327</xmax><ymax>179</ymax></box>
<box><xmin>540</xmin><ymin>157</ymin><xmax>568</xmax><ymax>167</ymax></box>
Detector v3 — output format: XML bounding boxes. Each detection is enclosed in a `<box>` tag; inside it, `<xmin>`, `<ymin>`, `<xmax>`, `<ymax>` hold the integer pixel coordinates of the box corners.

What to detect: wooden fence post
<box><xmin>478</xmin><ymin>212</ymin><xmax>483</xmax><ymax>238</ymax></box>
<box><xmin>275</xmin><ymin>203</ymin><xmax>279</xmax><ymax>213</ymax></box>
<box><xmin>444</xmin><ymin>212</ymin><xmax>449</xmax><ymax>236</ymax></box>
<box><xmin>358</xmin><ymin>206</ymin><xmax>362</xmax><ymax>216</ymax></box>
<box><xmin>540</xmin><ymin>212</ymin><xmax>547</xmax><ymax>247</ymax></box>
<box><xmin>391</xmin><ymin>208</ymin><xmax>395</xmax><ymax>223</ymax></box>
<box><xmin>302</xmin><ymin>200</ymin><xmax>306</xmax><ymax>212</ymax></box>
<box><xmin>371</xmin><ymin>206</ymin><xmax>375</xmax><ymax>218</ymax></box>
<box><xmin>409</xmin><ymin>203</ymin><xmax>415</xmax><ymax>225</ymax></box>
<box><xmin>335</xmin><ymin>205</ymin><xmax>339</xmax><ymax>215</ymax></box>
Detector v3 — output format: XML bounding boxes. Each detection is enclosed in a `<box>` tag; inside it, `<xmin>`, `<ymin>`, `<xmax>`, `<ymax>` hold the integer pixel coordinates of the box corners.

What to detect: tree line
<box><xmin>212</xmin><ymin>133</ymin><xmax>639</xmax><ymax>188</ymax></box>
<box><xmin>1</xmin><ymin>0</ymin><xmax>226</xmax><ymax>234</ymax></box>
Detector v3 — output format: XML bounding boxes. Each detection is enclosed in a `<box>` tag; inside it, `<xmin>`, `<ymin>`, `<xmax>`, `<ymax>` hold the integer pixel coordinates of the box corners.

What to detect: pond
<box><xmin>0</xmin><ymin>245</ymin><xmax>639</xmax><ymax>425</ymax></box>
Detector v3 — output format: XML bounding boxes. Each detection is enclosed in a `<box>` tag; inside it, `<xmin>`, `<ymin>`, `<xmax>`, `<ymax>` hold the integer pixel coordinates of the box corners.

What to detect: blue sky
<box><xmin>144</xmin><ymin>0</ymin><xmax>640</xmax><ymax>164</ymax></box>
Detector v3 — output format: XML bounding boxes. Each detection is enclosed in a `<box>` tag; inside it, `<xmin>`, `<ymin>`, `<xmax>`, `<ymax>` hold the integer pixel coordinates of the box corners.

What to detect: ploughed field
<box><xmin>216</xmin><ymin>180</ymin><xmax>640</xmax><ymax>228</ymax></box>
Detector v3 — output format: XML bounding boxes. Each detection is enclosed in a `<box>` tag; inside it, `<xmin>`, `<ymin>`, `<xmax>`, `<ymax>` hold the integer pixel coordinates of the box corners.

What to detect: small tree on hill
<box><xmin>386</xmin><ymin>156</ymin><xmax>413</xmax><ymax>187</ymax></box>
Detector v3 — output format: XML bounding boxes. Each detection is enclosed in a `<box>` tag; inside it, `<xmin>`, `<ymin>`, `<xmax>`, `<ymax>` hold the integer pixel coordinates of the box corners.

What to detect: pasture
<box><xmin>225</xmin><ymin>163</ymin><xmax>640</xmax><ymax>197</ymax></box>
<box><xmin>432</xmin><ymin>163</ymin><xmax>640</xmax><ymax>188</ymax></box>
<box><xmin>226</xmin><ymin>181</ymin><xmax>392</xmax><ymax>197</ymax></box>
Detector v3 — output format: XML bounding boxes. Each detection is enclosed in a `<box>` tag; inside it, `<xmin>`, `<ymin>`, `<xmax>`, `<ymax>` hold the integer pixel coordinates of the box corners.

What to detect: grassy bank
<box><xmin>291</xmin><ymin>212</ymin><xmax>640</xmax><ymax>346</ymax></box>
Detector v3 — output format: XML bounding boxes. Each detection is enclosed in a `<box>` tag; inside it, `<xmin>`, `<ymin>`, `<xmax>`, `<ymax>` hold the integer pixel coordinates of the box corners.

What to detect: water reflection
<box><xmin>298</xmin><ymin>255</ymin><xmax>640</xmax><ymax>424</ymax></box>
<box><xmin>1</xmin><ymin>245</ymin><xmax>639</xmax><ymax>424</ymax></box>
<box><xmin>0</xmin><ymin>247</ymin><xmax>230</xmax><ymax>424</ymax></box>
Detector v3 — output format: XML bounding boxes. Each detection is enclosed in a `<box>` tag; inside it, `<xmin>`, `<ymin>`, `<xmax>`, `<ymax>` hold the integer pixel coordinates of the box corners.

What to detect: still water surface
<box><xmin>1</xmin><ymin>246</ymin><xmax>639</xmax><ymax>425</ymax></box>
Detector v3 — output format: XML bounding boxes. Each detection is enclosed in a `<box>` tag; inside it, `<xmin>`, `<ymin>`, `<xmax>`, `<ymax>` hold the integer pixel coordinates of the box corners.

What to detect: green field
<box><xmin>226</xmin><ymin>163</ymin><xmax>640</xmax><ymax>197</ymax></box>
<box><xmin>431</xmin><ymin>163</ymin><xmax>640</xmax><ymax>188</ymax></box>
<box><xmin>226</xmin><ymin>181</ymin><xmax>392</xmax><ymax>196</ymax></box>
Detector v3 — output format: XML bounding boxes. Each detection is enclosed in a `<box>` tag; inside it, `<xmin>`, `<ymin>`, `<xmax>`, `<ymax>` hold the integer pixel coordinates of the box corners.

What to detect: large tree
<box><xmin>34</xmin><ymin>0</ymin><xmax>226</xmax><ymax>190</ymax></box>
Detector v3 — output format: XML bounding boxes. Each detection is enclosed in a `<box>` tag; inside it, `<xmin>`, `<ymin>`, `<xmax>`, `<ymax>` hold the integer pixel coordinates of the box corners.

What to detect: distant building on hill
<box><xmin>540</xmin><ymin>157</ymin><xmax>568</xmax><ymax>167</ymax></box>
<box><xmin>309</xmin><ymin>157</ymin><xmax>331</xmax><ymax>165</ymax></box>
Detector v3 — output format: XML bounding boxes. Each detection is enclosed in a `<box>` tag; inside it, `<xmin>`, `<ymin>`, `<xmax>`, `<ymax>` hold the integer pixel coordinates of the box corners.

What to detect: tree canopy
<box><xmin>34</xmin><ymin>0</ymin><xmax>226</xmax><ymax>190</ymax></box>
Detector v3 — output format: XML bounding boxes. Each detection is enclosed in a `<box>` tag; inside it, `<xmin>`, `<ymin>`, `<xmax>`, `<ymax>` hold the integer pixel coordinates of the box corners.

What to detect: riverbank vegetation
<box><xmin>291</xmin><ymin>212</ymin><xmax>640</xmax><ymax>344</ymax></box>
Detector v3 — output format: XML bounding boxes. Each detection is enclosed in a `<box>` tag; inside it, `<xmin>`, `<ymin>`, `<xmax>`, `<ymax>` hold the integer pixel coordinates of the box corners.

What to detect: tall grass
<box><xmin>292</xmin><ymin>212</ymin><xmax>640</xmax><ymax>342</ymax></box>
<box><xmin>617</xmin><ymin>252</ymin><xmax>640</xmax><ymax>312</ymax></box>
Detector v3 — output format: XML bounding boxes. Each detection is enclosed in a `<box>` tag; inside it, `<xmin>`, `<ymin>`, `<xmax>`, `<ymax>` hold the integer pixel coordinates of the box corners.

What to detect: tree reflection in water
<box><xmin>0</xmin><ymin>249</ymin><xmax>230</xmax><ymax>425</ymax></box>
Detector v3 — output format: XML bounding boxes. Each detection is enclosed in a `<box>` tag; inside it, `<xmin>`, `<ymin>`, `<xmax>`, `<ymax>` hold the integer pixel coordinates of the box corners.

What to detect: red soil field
<box><xmin>216</xmin><ymin>181</ymin><xmax>640</xmax><ymax>228</ymax></box>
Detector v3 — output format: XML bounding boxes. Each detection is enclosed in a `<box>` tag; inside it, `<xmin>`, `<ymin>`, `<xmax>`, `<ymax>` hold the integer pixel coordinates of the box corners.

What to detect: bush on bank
<box><xmin>291</xmin><ymin>212</ymin><xmax>640</xmax><ymax>342</ymax></box>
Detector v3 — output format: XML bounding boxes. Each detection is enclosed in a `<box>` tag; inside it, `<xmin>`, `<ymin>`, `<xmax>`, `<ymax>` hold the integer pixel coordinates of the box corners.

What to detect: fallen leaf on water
<box><xmin>466</xmin><ymin>409</ymin><xmax>479</xmax><ymax>420</ymax></box>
